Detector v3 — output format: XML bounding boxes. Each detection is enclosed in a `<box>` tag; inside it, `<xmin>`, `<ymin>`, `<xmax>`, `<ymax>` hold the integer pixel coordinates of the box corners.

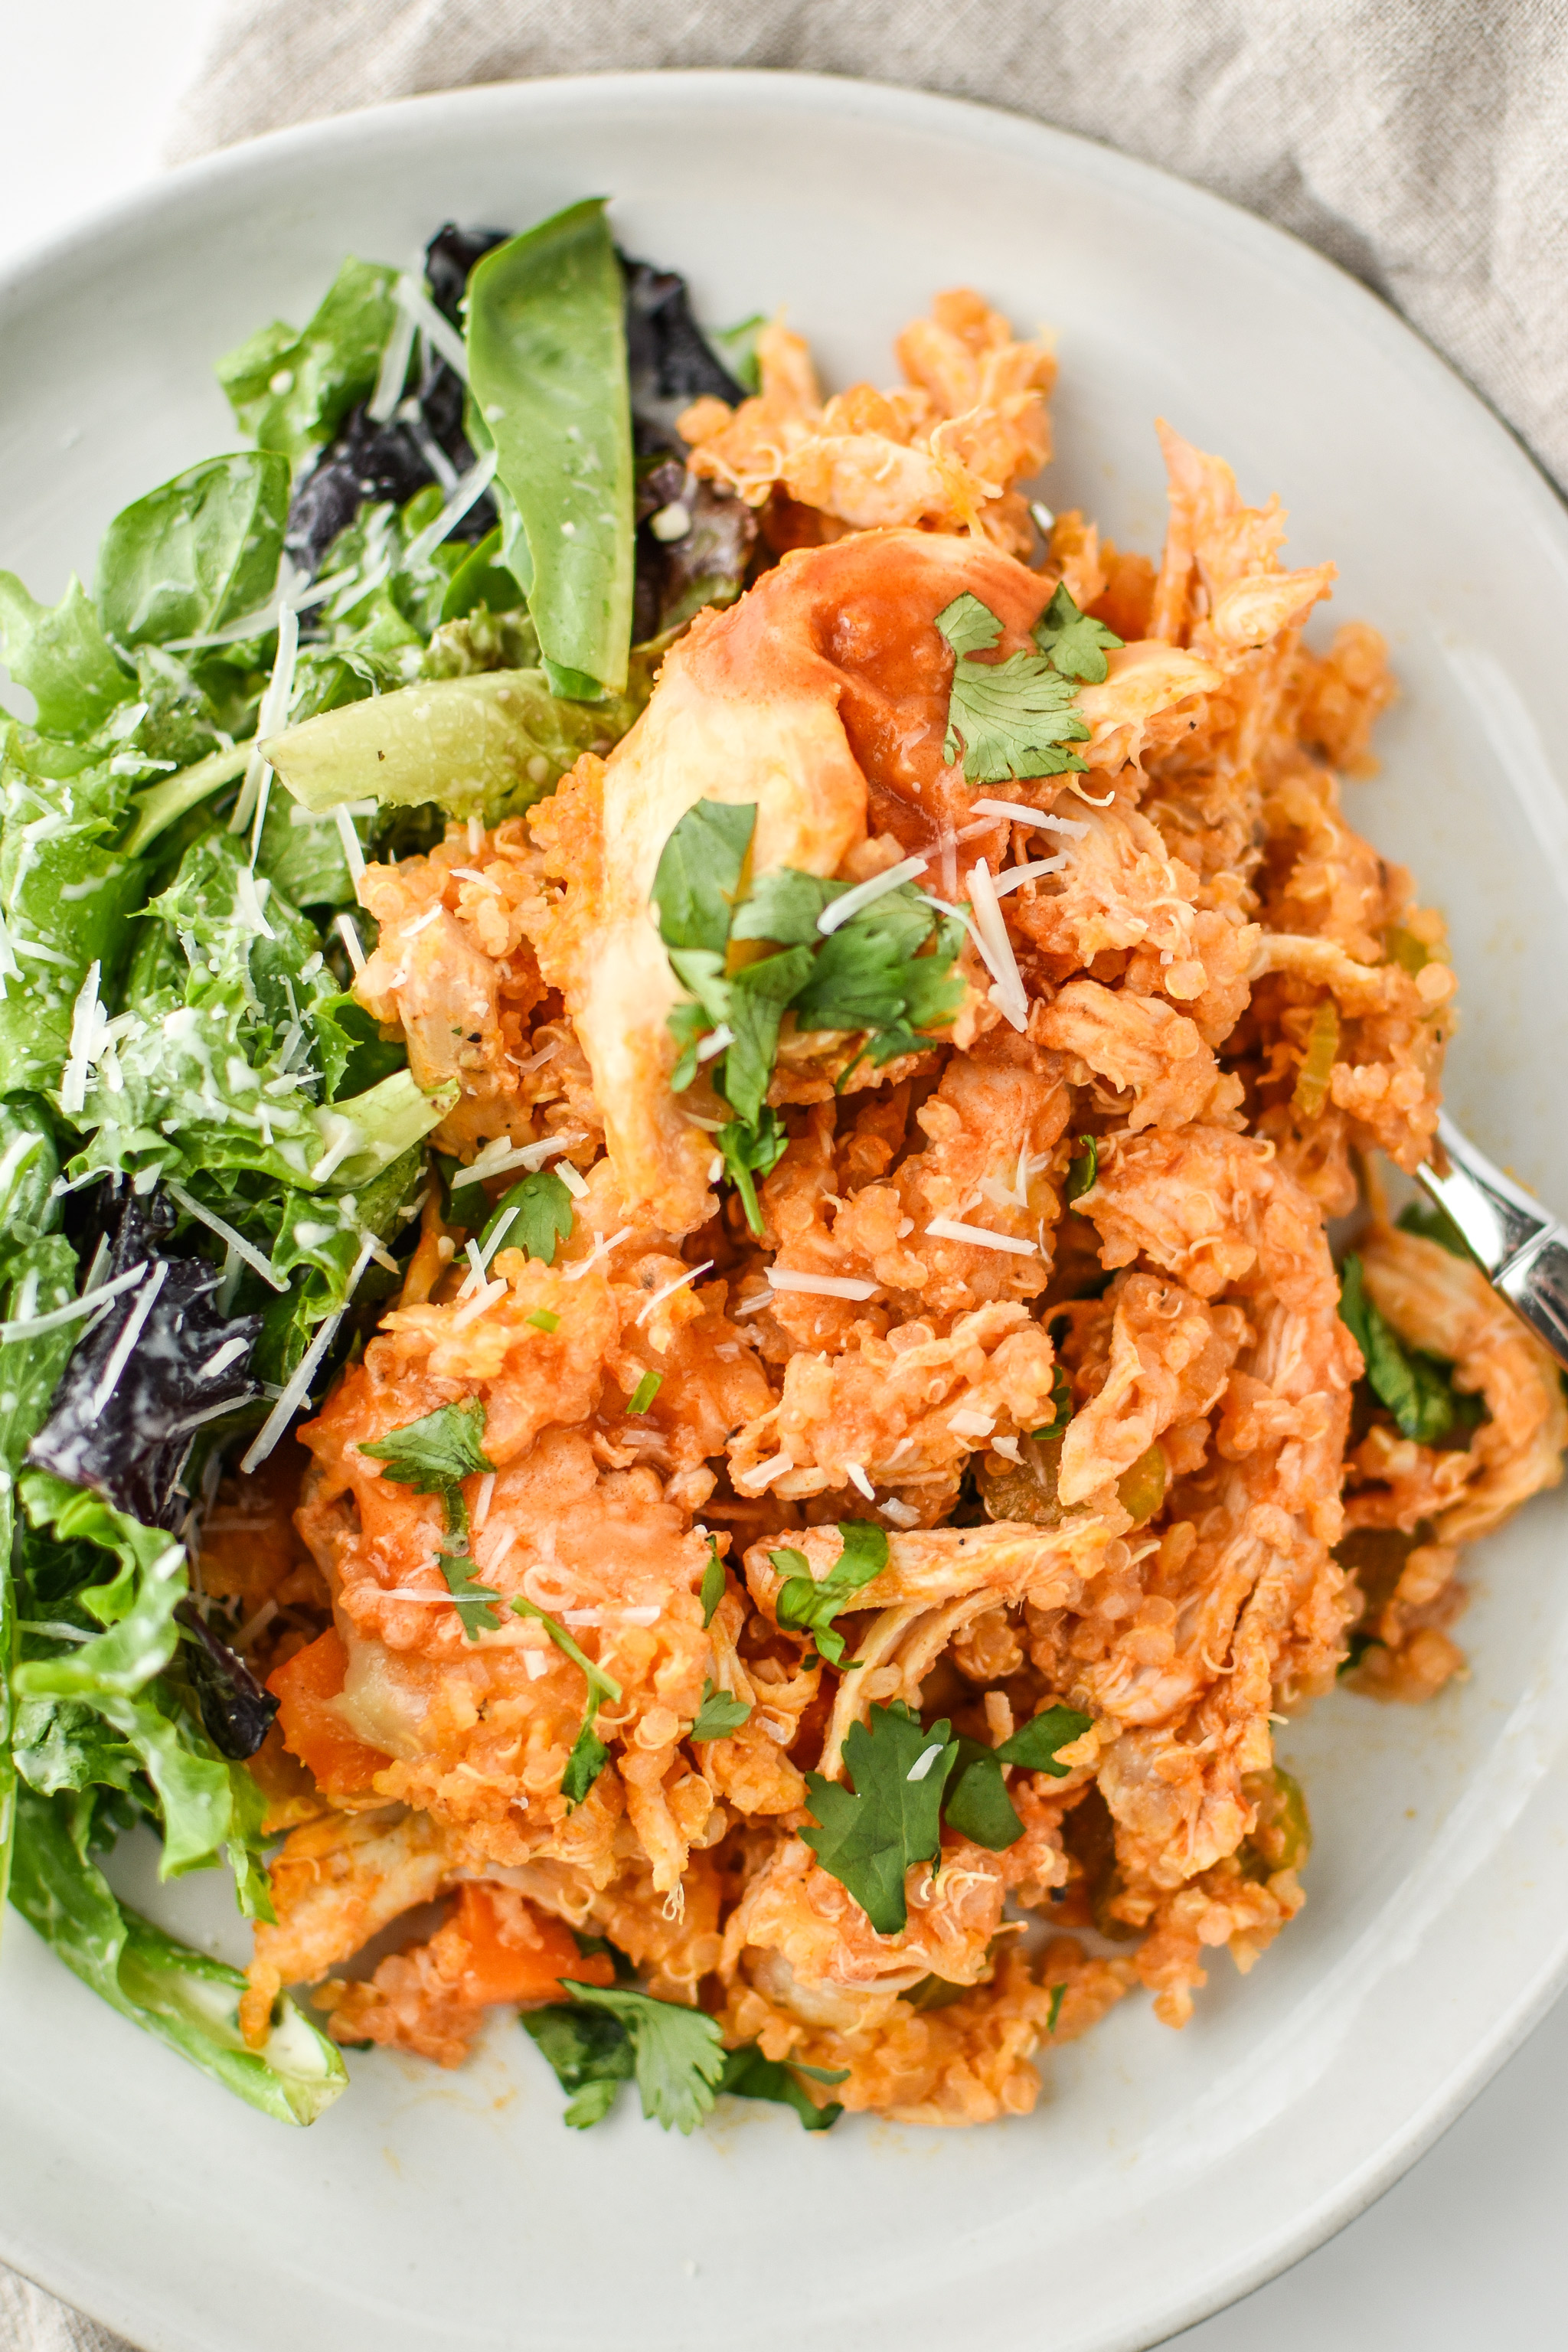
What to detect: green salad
<box><xmin>0</xmin><ymin>203</ymin><xmax>759</xmax><ymax>2125</ymax></box>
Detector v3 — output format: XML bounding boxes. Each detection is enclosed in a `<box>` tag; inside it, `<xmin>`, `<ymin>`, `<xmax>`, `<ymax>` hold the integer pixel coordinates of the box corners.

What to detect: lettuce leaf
<box><xmin>217</xmin><ymin>256</ymin><xmax>399</xmax><ymax>463</ymax></box>
<box><xmin>8</xmin><ymin>1783</ymin><xmax>343</xmax><ymax>2125</ymax></box>
<box><xmin>96</xmin><ymin>454</ymin><xmax>289</xmax><ymax>652</ymax></box>
<box><xmin>0</xmin><ymin>573</ymin><xmax>131</xmax><ymax>738</ymax></box>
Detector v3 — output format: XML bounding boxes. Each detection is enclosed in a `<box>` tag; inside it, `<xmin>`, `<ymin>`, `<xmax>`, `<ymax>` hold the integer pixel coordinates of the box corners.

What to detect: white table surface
<box><xmin>2</xmin><ymin>8</ymin><xmax>1563</xmax><ymax>2348</ymax></box>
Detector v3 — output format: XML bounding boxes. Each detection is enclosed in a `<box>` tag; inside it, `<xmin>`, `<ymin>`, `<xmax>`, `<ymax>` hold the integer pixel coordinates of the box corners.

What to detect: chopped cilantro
<box><xmin>361</xmin><ymin>1397</ymin><xmax>494</xmax><ymax>1494</ymax></box>
<box><xmin>650</xmin><ymin>799</ymin><xmax>755</xmax><ymax>955</ymax></box>
<box><xmin>1031</xmin><ymin>1363</ymin><xmax>1073</xmax><ymax>1442</ymax></box>
<box><xmin>482</xmin><ymin>1167</ymin><xmax>574</xmax><ymax>1265</ymax></box>
<box><xmin>561</xmin><ymin>1981</ymin><xmax>728</xmax><ymax>2134</ymax></box>
<box><xmin>719</xmin><ymin>2043</ymin><xmax>846</xmax><ymax>2131</ymax></box>
<box><xmin>1065</xmin><ymin>1135</ymin><xmax>1098</xmax><ymax>1201</ymax></box>
<box><xmin>690</xmin><ymin>1678</ymin><xmax>752</xmax><ymax>1740</ymax></box>
<box><xmin>626</xmin><ymin>1370</ymin><xmax>662</xmax><ymax>1414</ymax></box>
<box><xmin>1338</xmin><ymin>1253</ymin><xmax>1469</xmax><ymax>1444</ymax></box>
<box><xmin>1046</xmin><ymin>1982</ymin><xmax>1066</xmax><ymax>2034</ymax></box>
<box><xmin>361</xmin><ymin>1401</ymin><xmax>502</xmax><ymax>1638</ymax></box>
<box><xmin>1396</xmin><ymin>1197</ymin><xmax>1478</xmax><ymax>1263</ymax></box>
<box><xmin>942</xmin><ymin>1736</ymin><xmax>1024</xmax><ymax>1851</ymax></box>
<box><xmin>801</xmin><ymin>1700</ymin><xmax>959</xmax><ymax>1934</ymax></box>
<box><xmin>716</xmin><ymin>1108</ymin><xmax>789</xmax><ymax>1240</ymax></box>
<box><xmin>527</xmin><ymin>1308</ymin><xmax>560</xmax><ymax>1333</ymax></box>
<box><xmin>997</xmin><ymin>1704</ymin><xmax>1093</xmax><ymax>1775</ymax></box>
<box><xmin>1031</xmin><ymin>580</ymin><xmax>1124</xmax><ymax>684</ymax></box>
<box><xmin>511</xmin><ymin>1595</ymin><xmax>624</xmax><ymax>1806</ymax></box>
<box><xmin>699</xmin><ymin>1537</ymin><xmax>727</xmax><ymax>1626</ymax></box>
<box><xmin>722</xmin><ymin>946</ymin><xmax>816</xmax><ymax>1124</ymax></box>
<box><xmin>732</xmin><ymin>867</ymin><xmax>847</xmax><ymax>945</ymax></box>
<box><xmin>772</xmin><ymin>1520</ymin><xmax>889</xmax><ymax>1667</ymax></box>
<box><xmin>936</xmin><ymin>593</ymin><xmax>1090</xmax><ymax>783</ymax></box>
<box><xmin>523</xmin><ymin>2002</ymin><xmax>635</xmax><ymax>2128</ymax></box>
<box><xmin>561</xmin><ymin>1721</ymin><xmax>610</xmax><ymax>1808</ymax></box>
<box><xmin>652</xmin><ymin>802</ymin><xmax>962</xmax><ymax>1227</ymax></box>
<box><xmin>436</xmin><ymin>1550</ymin><xmax>507</xmax><ymax>1642</ymax></box>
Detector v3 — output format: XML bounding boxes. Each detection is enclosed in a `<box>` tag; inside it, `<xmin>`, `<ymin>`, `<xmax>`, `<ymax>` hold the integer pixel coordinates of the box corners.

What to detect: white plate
<box><xmin>3</xmin><ymin>70</ymin><xmax>1568</xmax><ymax>2352</ymax></box>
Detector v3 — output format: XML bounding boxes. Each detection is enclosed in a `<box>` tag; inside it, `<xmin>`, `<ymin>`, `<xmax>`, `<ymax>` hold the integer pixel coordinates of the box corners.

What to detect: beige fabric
<box><xmin>12</xmin><ymin>8</ymin><xmax>1565</xmax><ymax>2350</ymax></box>
<box><xmin>164</xmin><ymin>0</ymin><xmax>1568</xmax><ymax>492</ymax></box>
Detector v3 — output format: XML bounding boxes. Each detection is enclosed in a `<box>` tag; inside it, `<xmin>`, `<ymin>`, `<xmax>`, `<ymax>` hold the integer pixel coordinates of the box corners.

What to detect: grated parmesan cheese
<box><xmin>0</xmin><ymin>1259</ymin><xmax>148</xmax><ymax>1345</ymax></box>
<box><xmin>333</xmin><ymin>805</ymin><xmax>366</xmax><ymax>885</ymax></box>
<box><xmin>394</xmin><ymin>272</ymin><xmax>469</xmax><ymax>377</ymax></box>
<box><xmin>635</xmin><ymin>1260</ymin><xmax>713</xmax><ymax>1328</ymax></box>
<box><xmin>844</xmin><ymin>1462</ymin><xmax>875</xmax><ymax>1501</ymax></box>
<box><xmin>449</xmin><ymin>1131</ymin><xmax>586</xmax><ymax>1189</ymax></box>
<box><xmin>816</xmin><ymin>854</ymin><xmax>929</xmax><ymax>936</ymax></box>
<box><xmin>965</xmin><ymin>860</ymin><xmax>1029</xmax><ymax>1031</ymax></box>
<box><xmin>85</xmin><ymin>1259</ymin><xmax>168</xmax><ymax>1425</ymax></box>
<box><xmin>403</xmin><ymin>446</ymin><xmax>498</xmax><ymax>572</ymax></box>
<box><xmin>737</xmin><ymin>1449</ymin><xmax>794</xmax><ymax>1493</ymax></box>
<box><xmin>991</xmin><ymin>856</ymin><xmax>1068</xmax><ymax>897</ymax></box>
<box><xmin>240</xmin><ymin>1237</ymin><xmax>377</xmax><ymax>1472</ymax></box>
<box><xmin>925</xmin><ymin>1214</ymin><xmax>1039</xmax><ymax>1257</ymax></box>
<box><xmin>334</xmin><ymin>913</ymin><xmax>368</xmax><ymax>975</ymax></box>
<box><xmin>563</xmin><ymin>1224</ymin><xmax>631</xmax><ymax>1281</ymax></box>
<box><xmin>450</xmin><ymin>1274</ymin><xmax>508</xmax><ymax>1331</ymax></box>
<box><xmin>766</xmin><ymin>1268</ymin><xmax>878</xmax><ymax>1301</ymax></box>
<box><xmin>881</xmin><ymin>1497</ymin><xmax>920</xmax><ymax>1528</ymax></box>
<box><xmin>972</xmin><ymin>796</ymin><xmax>1089</xmax><ymax>839</ymax></box>
<box><xmin>947</xmin><ymin>1406</ymin><xmax>997</xmax><ymax>1440</ymax></box>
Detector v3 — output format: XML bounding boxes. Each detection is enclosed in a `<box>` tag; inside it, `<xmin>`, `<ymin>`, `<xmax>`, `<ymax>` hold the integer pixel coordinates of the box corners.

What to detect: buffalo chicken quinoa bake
<box><xmin>4</xmin><ymin>208</ymin><xmax>1563</xmax><ymax>2135</ymax></box>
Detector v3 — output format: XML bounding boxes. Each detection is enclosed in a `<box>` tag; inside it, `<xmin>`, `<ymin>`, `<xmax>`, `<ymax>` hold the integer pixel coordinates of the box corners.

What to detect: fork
<box><xmin>1416</xmin><ymin>1112</ymin><xmax>1568</xmax><ymax>1367</ymax></box>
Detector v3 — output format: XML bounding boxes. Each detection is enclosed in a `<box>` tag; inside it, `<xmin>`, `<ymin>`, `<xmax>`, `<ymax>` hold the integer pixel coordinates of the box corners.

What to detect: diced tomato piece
<box><xmin>450</xmin><ymin>1885</ymin><xmax>615</xmax><ymax>2007</ymax></box>
<box><xmin>267</xmin><ymin>1628</ymin><xmax>390</xmax><ymax>1799</ymax></box>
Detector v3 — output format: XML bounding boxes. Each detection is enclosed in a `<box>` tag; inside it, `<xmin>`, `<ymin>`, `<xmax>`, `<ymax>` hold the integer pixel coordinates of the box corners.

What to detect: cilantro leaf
<box><xmin>511</xmin><ymin>1595</ymin><xmax>624</xmax><ymax>1805</ymax></box>
<box><xmin>523</xmin><ymin>2002</ymin><xmax>634</xmax><ymax>2128</ymax></box>
<box><xmin>1031</xmin><ymin>1364</ymin><xmax>1074</xmax><ymax>1442</ymax></box>
<box><xmin>719</xmin><ymin>2043</ymin><xmax>845</xmax><ymax>2132</ymax></box>
<box><xmin>773</xmin><ymin>1521</ymin><xmax>889</xmax><ymax>1667</ymax></box>
<box><xmin>360</xmin><ymin>1398</ymin><xmax>495</xmax><ymax>1494</ymax></box>
<box><xmin>720</xmin><ymin>946</ymin><xmax>817</xmax><ymax>1125</ymax></box>
<box><xmin>801</xmin><ymin>1700</ymin><xmax>959</xmax><ymax>1933</ymax></box>
<box><xmin>942</xmin><ymin>1736</ymin><xmax>1024</xmax><ymax>1850</ymax></box>
<box><xmin>700</xmin><ymin>1537</ymin><xmax>727</xmax><ymax>1626</ymax></box>
<box><xmin>716</xmin><ymin>1107</ymin><xmax>789</xmax><ymax>1240</ymax></box>
<box><xmin>936</xmin><ymin>595</ymin><xmax>1090</xmax><ymax>784</ymax></box>
<box><xmin>1338</xmin><ymin>1254</ymin><xmax>1464</xmax><ymax>1444</ymax></box>
<box><xmin>1065</xmin><ymin>1134</ymin><xmax>1098</xmax><ymax>1201</ymax></box>
<box><xmin>691</xmin><ymin>1678</ymin><xmax>752</xmax><ymax>1741</ymax></box>
<box><xmin>731</xmin><ymin>868</ymin><xmax>849</xmax><ymax>946</ymax></box>
<box><xmin>438</xmin><ymin>1548</ymin><xmax>507</xmax><ymax>1642</ymax></box>
<box><xmin>561</xmin><ymin>1720</ymin><xmax>611</xmax><ymax>1807</ymax></box>
<box><xmin>480</xmin><ymin>1168</ymin><xmax>574</xmax><ymax>1265</ymax></box>
<box><xmin>562</xmin><ymin>1981</ymin><xmax>727</xmax><ymax>2134</ymax></box>
<box><xmin>651</xmin><ymin>799</ymin><xmax>756</xmax><ymax>955</ymax></box>
<box><xmin>1032</xmin><ymin>580</ymin><xmax>1124</xmax><ymax>684</ymax></box>
<box><xmin>996</xmin><ymin>1704</ymin><xmax>1093</xmax><ymax>1775</ymax></box>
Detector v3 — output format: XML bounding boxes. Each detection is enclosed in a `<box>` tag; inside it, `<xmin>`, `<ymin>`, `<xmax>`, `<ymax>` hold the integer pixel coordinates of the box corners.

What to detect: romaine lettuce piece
<box><xmin>9</xmin><ymin>1783</ymin><xmax>345</xmax><ymax>2125</ymax></box>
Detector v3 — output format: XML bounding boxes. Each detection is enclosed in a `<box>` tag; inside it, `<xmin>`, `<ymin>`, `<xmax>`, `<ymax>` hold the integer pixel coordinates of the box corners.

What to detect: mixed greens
<box><xmin>0</xmin><ymin>204</ymin><xmax>761</xmax><ymax>2126</ymax></box>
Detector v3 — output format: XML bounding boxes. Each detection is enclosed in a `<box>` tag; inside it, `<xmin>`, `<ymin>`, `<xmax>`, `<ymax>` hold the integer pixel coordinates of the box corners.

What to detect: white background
<box><xmin>1</xmin><ymin>7</ymin><xmax>1564</xmax><ymax>2347</ymax></box>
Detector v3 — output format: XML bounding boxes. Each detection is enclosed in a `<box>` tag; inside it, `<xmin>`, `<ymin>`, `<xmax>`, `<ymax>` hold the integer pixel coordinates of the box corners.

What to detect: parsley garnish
<box><xmin>1338</xmin><ymin>1253</ymin><xmax>1475</xmax><ymax>1444</ymax></box>
<box><xmin>771</xmin><ymin>1520</ymin><xmax>888</xmax><ymax>1666</ymax></box>
<box><xmin>511</xmin><ymin>1594</ymin><xmax>624</xmax><ymax>1807</ymax></box>
<box><xmin>626</xmin><ymin>1370</ymin><xmax>662</xmax><ymax>1413</ymax></box>
<box><xmin>802</xmin><ymin>1700</ymin><xmax>959</xmax><ymax>1934</ymax></box>
<box><xmin>558</xmin><ymin>1981</ymin><xmax>728</xmax><ymax>2134</ymax></box>
<box><xmin>1065</xmin><ymin>1133</ymin><xmax>1098</xmax><ymax>1201</ymax></box>
<box><xmin>360</xmin><ymin>1400</ymin><xmax>502</xmax><ymax>1638</ymax></box>
<box><xmin>480</xmin><ymin>1167</ymin><xmax>574</xmax><ymax>1265</ymax></box>
<box><xmin>652</xmin><ymin>800</ymin><xmax>962</xmax><ymax>1234</ymax></box>
<box><xmin>691</xmin><ymin>1678</ymin><xmax>752</xmax><ymax>1740</ymax></box>
<box><xmin>936</xmin><ymin>593</ymin><xmax>1092</xmax><ymax>783</ymax></box>
<box><xmin>1031</xmin><ymin>580</ymin><xmax>1124</xmax><ymax>683</ymax></box>
<box><xmin>719</xmin><ymin>2044</ymin><xmax>847</xmax><ymax>2132</ymax></box>
<box><xmin>699</xmin><ymin>1537</ymin><xmax>726</xmax><ymax>1626</ymax></box>
<box><xmin>998</xmin><ymin>1704</ymin><xmax>1093</xmax><ymax>1774</ymax></box>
